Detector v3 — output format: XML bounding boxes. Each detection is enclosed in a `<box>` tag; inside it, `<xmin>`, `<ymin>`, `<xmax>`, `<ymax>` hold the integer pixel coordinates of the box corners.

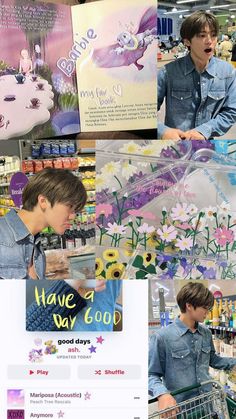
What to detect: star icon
<box><xmin>84</xmin><ymin>391</ymin><xmax>91</xmax><ymax>400</ymax></box>
<box><xmin>57</xmin><ymin>411</ymin><xmax>64</xmax><ymax>418</ymax></box>
<box><xmin>96</xmin><ymin>336</ymin><xmax>105</xmax><ymax>344</ymax></box>
<box><xmin>88</xmin><ymin>345</ymin><xmax>97</xmax><ymax>353</ymax></box>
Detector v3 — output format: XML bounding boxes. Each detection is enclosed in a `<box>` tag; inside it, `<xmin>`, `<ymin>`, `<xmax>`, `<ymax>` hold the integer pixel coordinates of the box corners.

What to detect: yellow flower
<box><xmin>143</xmin><ymin>252</ymin><xmax>155</xmax><ymax>266</ymax></box>
<box><xmin>140</xmin><ymin>145</ymin><xmax>157</xmax><ymax>156</ymax></box>
<box><xmin>124</xmin><ymin>240</ymin><xmax>135</xmax><ymax>257</ymax></box>
<box><xmin>147</xmin><ymin>231</ymin><xmax>159</xmax><ymax>248</ymax></box>
<box><xmin>95</xmin><ymin>258</ymin><xmax>104</xmax><ymax>276</ymax></box>
<box><xmin>103</xmin><ymin>248</ymin><xmax>119</xmax><ymax>262</ymax></box>
<box><xmin>119</xmin><ymin>141</ymin><xmax>141</xmax><ymax>154</ymax></box>
<box><xmin>106</xmin><ymin>263</ymin><xmax>125</xmax><ymax>279</ymax></box>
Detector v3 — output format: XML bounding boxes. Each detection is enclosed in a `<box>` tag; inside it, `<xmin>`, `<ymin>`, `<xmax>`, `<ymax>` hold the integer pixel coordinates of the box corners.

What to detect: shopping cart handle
<box><xmin>149</xmin><ymin>380</ymin><xmax>216</xmax><ymax>404</ymax></box>
<box><xmin>148</xmin><ymin>383</ymin><xmax>202</xmax><ymax>404</ymax></box>
<box><xmin>171</xmin><ymin>383</ymin><xmax>202</xmax><ymax>396</ymax></box>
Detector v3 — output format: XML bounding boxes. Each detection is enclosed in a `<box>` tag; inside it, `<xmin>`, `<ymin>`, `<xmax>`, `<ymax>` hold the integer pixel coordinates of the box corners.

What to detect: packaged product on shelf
<box><xmin>43</xmin><ymin>159</ymin><xmax>53</xmax><ymax>169</ymax></box>
<box><xmin>51</xmin><ymin>142</ymin><xmax>60</xmax><ymax>156</ymax></box>
<box><xmin>67</xmin><ymin>141</ymin><xmax>76</xmax><ymax>155</ymax></box>
<box><xmin>59</xmin><ymin>142</ymin><xmax>69</xmax><ymax>156</ymax></box>
<box><xmin>41</xmin><ymin>142</ymin><xmax>51</xmax><ymax>157</ymax></box>
<box><xmin>53</xmin><ymin>158</ymin><xmax>63</xmax><ymax>169</ymax></box>
<box><xmin>33</xmin><ymin>160</ymin><xmax>44</xmax><ymax>173</ymax></box>
<box><xmin>22</xmin><ymin>159</ymin><xmax>34</xmax><ymax>174</ymax></box>
<box><xmin>31</xmin><ymin>143</ymin><xmax>41</xmax><ymax>158</ymax></box>
<box><xmin>70</xmin><ymin>157</ymin><xmax>79</xmax><ymax>170</ymax></box>
<box><xmin>62</xmin><ymin>157</ymin><xmax>71</xmax><ymax>169</ymax></box>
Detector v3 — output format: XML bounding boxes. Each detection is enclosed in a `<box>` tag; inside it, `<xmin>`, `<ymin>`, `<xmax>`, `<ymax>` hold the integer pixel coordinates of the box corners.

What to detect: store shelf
<box><xmin>206</xmin><ymin>325</ymin><xmax>236</xmax><ymax>332</ymax></box>
<box><xmin>0</xmin><ymin>183</ymin><xmax>10</xmax><ymax>187</ymax></box>
<box><xmin>0</xmin><ymin>169</ymin><xmax>18</xmax><ymax>176</ymax></box>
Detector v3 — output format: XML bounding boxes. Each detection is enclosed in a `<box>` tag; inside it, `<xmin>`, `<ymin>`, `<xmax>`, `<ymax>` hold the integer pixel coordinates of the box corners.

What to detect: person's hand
<box><xmin>162</xmin><ymin>128</ymin><xmax>186</xmax><ymax>140</ymax></box>
<box><xmin>65</xmin><ymin>279</ymin><xmax>106</xmax><ymax>297</ymax></box>
<box><xmin>64</xmin><ymin>280</ymin><xmax>86</xmax><ymax>290</ymax></box>
<box><xmin>183</xmin><ymin>130</ymin><xmax>206</xmax><ymax>140</ymax></box>
<box><xmin>95</xmin><ymin>279</ymin><xmax>106</xmax><ymax>292</ymax></box>
<box><xmin>158</xmin><ymin>394</ymin><xmax>179</xmax><ymax>418</ymax></box>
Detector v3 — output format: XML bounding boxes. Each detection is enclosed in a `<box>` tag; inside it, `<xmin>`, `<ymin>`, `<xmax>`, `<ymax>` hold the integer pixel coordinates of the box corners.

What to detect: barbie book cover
<box><xmin>0</xmin><ymin>0</ymin><xmax>79</xmax><ymax>140</ymax></box>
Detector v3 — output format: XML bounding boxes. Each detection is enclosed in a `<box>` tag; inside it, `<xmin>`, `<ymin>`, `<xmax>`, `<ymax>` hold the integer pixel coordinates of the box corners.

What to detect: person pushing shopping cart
<box><xmin>148</xmin><ymin>282</ymin><xmax>236</xmax><ymax>418</ymax></box>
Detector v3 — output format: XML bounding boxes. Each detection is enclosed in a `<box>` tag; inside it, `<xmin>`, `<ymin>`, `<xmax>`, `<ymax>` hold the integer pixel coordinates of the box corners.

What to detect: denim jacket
<box><xmin>0</xmin><ymin>209</ymin><xmax>46</xmax><ymax>279</ymax></box>
<box><xmin>149</xmin><ymin>317</ymin><xmax>236</xmax><ymax>403</ymax></box>
<box><xmin>158</xmin><ymin>54</ymin><xmax>236</xmax><ymax>139</ymax></box>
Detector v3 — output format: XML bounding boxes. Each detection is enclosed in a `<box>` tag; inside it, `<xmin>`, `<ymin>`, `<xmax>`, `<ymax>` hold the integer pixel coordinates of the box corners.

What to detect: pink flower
<box><xmin>128</xmin><ymin>209</ymin><xmax>156</xmax><ymax>220</ymax></box>
<box><xmin>137</xmin><ymin>223</ymin><xmax>155</xmax><ymax>234</ymax></box>
<box><xmin>176</xmin><ymin>223</ymin><xmax>192</xmax><ymax>230</ymax></box>
<box><xmin>96</xmin><ymin>204</ymin><xmax>113</xmax><ymax>218</ymax></box>
<box><xmin>175</xmin><ymin>236</ymin><xmax>193</xmax><ymax>251</ymax></box>
<box><xmin>157</xmin><ymin>225</ymin><xmax>177</xmax><ymax>242</ymax></box>
<box><xmin>106</xmin><ymin>222</ymin><xmax>126</xmax><ymax>235</ymax></box>
<box><xmin>214</xmin><ymin>226</ymin><xmax>234</xmax><ymax>246</ymax></box>
<box><xmin>171</xmin><ymin>203</ymin><xmax>189</xmax><ymax>222</ymax></box>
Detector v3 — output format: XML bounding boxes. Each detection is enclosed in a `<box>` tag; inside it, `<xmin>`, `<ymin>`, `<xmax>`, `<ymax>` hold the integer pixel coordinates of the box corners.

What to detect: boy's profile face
<box><xmin>186</xmin><ymin>303</ymin><xmax>209</xmax><ymax>323</ymax></box>
<box><xmin>43</xmin><ymin>200</ymin><xmax>76</xmax><ymax>234</ymax></box>
<box><xmin>184</xmin><ymin>24</ymin><xmax>217</xmax><ymax>62</ymax></box>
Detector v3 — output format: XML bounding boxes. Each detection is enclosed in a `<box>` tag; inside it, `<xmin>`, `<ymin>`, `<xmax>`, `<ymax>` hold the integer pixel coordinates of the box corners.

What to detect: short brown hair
<box><xmin>177</xmin><ymin>282</ymin><xmax>214</xmax><ymax>313</ymax></box>
<box><xmin>22</xmin><ymin>168</ymin><xmax>87</xmax><ymax>212</ymax></box>
<box><xmin>180</xmin><ymin>11</ymin><xmax>219</xmax><ymax>41</ymax></box>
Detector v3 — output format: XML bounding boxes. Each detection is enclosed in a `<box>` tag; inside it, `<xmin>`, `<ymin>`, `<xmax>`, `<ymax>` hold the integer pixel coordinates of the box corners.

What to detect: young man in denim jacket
<box><xmin>149</xmin><ymin>282</ymin><xmax>236</xmax><ymax>416</ymax></box>
<box><xmin>158</xmin><ymin>11</ymin><xmax>236</xmax><ymax>140</ymax></box>
<box><xmin>0</xmin><ymin>168</ymin><xmax>87</xmax><ymax>279</ymax></box>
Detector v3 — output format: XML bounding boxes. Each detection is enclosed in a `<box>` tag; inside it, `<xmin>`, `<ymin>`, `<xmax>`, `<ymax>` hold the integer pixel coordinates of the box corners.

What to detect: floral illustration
<box><xmin>129</xmin><ymin>252</ymin><xmax>236</xmax><ymax>280</ymax></box>
<box><xmin>96</xmin><ymin>251</ymin><xmax>127</xmax><ymax>280</ymax></box>
<box><xmin>97</xmin><ymin>199</ymin><xmax>236</xmax><ymax>280</ymax></box>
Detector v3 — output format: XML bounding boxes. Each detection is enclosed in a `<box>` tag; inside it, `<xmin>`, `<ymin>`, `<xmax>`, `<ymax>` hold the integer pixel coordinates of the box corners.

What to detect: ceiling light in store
<box><xmin>210</xmin><ymin>4</ymin><xmax>234</xmax><ymax>8</ymax></box>
<box><xmin>152</xmin><ymin>283</ymin><xmax>169</xmax><ymax>303</ymax></box>
<box><xmin>231</xmin><ymin>14</ymin><xmax>236</xmax><ymax>17</ymax></box>
<box><xmin>217</xmin><ymin>14</ymin><xmax>230</xmax><ymax>16</ymax></box>
<box><xmin>172</xmin><ymin>7</ymin><xmax>178</xmax><ymax>11</ymax></box>
<box><xmin>226</xmin><ymin>19</ymin><xmax>229</xmax><ymax>22</ymax></box>
<box><xmin>164</xmin><ymin>8</ymin><xmax>189</xmax><ymax>14</ymax></box>
<box><xmin>179</xmin><ymin>14</ymin><xmax>183</xmax><ymax>18</ymax></box>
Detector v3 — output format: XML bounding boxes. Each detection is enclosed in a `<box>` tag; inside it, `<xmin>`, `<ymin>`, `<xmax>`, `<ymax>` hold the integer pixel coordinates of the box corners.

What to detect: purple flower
<box><xmin>156</xmin><ymin>254</ymin><xmax>174</xmax><ymax>266</ymax></box>
<box><xmin>218</xmin><ymin>261</ymin><xmax>228</xmax><ymax>268</ymax></box>
<box><xmin>183</xmin><ymin>263</ymin><xmax>194</xmax><ymax>276</ymax></box>
<box><xmin>159</xmin><ymin>271</ymin><xmax>174</xmax><ymax>280</ymax></box>
<box><xmin>203</xmin><ymin>268</ymin><xmax>216</xmax><ymax>279</ymax></box>
<box><xmin>197</xmin><ymin>265</ymin><xmax>207</xmax><ymax>274</ymax></box>
<box><xmin>191</xmin><ymin>140</ymin><xmax>214</xmax><ymax>153</ymax></box>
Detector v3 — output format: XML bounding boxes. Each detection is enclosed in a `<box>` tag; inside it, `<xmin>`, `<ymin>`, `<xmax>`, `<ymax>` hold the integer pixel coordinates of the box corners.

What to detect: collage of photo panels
<box><xmin>1</xmin><ymin>0</ymin><xmax>236</xmax><ymax>419</ymax></box>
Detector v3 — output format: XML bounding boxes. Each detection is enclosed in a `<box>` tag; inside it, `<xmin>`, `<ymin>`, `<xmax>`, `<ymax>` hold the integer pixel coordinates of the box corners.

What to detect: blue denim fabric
<box><xmin>149</xmin><ymin>317</ymin><xmax>236</xmax><ymax>403</ymax></box>
<box><xmin>0</xmin><ymin>209</ymin><xmax>46</xmax><ymax>279</ymax></box>
<box><xmin>158</xmin><ymin>54</ymin><xmax>236</xmax><ymax>139</ymax></box>
<box><xmin>73</xmin><ymin>280</ymin><xmax>122</xmax><ymax>331</ymax></box>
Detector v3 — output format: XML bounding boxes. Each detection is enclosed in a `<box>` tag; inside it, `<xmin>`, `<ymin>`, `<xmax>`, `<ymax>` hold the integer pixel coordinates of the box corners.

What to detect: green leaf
<box><xmin>136</xmin><ymin>270</ymin><xmax>148</xmax><ymax>279</ymax></box>
<box><xmin>145</xmin><ymin>264</ymin><xmax>156</xmax><ymax>274</ymax></box>
<box><xmin>105</xmin><ymin>261</ymin><xmax>117</xmax><ymax>269</ymax></box>
<box><xmin>132</xmin><ymin>255</ymin><xmax>144</xmax><ymax>268</ymax></box>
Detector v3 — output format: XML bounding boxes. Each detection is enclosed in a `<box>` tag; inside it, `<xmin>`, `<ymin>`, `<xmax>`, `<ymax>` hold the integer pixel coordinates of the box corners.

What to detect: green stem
<box><xmin>114</xmin><ymin>175</ymin><xmax>122</xmax><ymax>189</ymax></box>
<box><xmin>170</xmin><ymin>146</ymin><xmax>181</xmax><ymax>158</ymax></box>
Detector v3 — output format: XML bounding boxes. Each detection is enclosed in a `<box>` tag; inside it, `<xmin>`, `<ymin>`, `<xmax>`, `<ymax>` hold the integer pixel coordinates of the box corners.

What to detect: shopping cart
<box><xmin>148</xmin><ymin>381</ymin><xmax>234</xmax><ymax>419</ymax></box>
